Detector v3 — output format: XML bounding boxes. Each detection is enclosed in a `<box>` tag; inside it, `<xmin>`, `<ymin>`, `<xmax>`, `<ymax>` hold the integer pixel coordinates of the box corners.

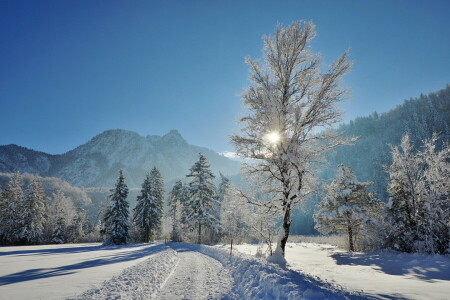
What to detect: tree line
<box><xmin>314</xmin><ymin>133</ymin><xmax>449</xmax><ymax>254</ymax></box>
<box><xmin>100</xmin><ymin>153</ymin><xmax>272</xmax><ymax>247</ymax></box>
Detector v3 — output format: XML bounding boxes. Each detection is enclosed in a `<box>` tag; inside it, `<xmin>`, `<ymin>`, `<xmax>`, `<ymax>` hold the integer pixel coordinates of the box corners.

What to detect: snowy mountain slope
<box><xmin>0</xmin><ymin>129</ymin><xmax>241</xmax><ymax>187</ymax></box>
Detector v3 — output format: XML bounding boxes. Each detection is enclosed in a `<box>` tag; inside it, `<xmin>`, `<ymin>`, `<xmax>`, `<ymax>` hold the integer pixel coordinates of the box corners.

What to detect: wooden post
<box><xmin>230</xmin><ymin>238</ymin><xmax>233</xmax><ymax>256</ymax></box>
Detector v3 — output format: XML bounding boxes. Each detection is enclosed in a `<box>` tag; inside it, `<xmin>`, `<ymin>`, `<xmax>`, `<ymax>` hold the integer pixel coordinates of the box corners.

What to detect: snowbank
<box><xmin>234</xmin><ymin>242</ymin><xmax>450</xmax><ymax>300</ymax></box>
<box><xmin>198</xmin><ymin>243</ymin><xmax>362</xmax><ymax>299</ymax></box>
<box><xmin>68</xmin><ymin>247</ymin><xmax>178</xmax><ymax>300</ymax></box>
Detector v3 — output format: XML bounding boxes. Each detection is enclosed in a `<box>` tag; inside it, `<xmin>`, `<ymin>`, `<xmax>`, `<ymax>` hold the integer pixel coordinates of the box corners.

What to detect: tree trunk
<box><xmin>198</xmin><ymin>223</ymin><xmax>202</xmax><ymax>244</ymax></box>
<box><xmin>348</xmin><ymin>224</ymin><xmax>354</xmax><ymax>251</ymax></box>
<box><xmin>280</xmin><ymin>203</ymin><xmax>292</xmax><ymax>256</ymax></box>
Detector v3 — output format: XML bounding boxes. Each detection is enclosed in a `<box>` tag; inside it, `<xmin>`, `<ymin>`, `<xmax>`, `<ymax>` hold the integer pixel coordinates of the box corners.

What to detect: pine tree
<box><xmin>419</xmin><ymin>134</ymin><xmax>450</xmax><ymax>254</ymax></box>
<box><xmin>186</xmin><ymin>153</ymin><xmax>218</xmax><ymax>244</ymax></box>
<box><xmin>51</xmin><ymin>216</ymin><xmax>66</xmax><ymax>244</ymax></box>
<box><xmin>133</xmin><ymin>167</ymin><xmax>164</xmax><ymax>242</ymax></box>
<box><xmin>102</xmin><ymin>170</ymin><xmax>130</xmax><ymax>245</ymax></box>
<box><xmin>386</xmin><ymin>135</ymin><xmax>423</xmax><ymax>252</ymax></box>
<box><xmin>215</xmin><ymin>173</ymin><xmax>230</xmax><ymax>224</ymax></box>
<box><xmin>46</xmin><ymin>189</ymin><xmax>76</xmax><ymax>244</ymax></box>
<box><xmin>1</xmin><ymin>172</ymin><xmax>24</xmax><ymax>244</ymax></box>
<box><xmin>388</xmin><ymin>134</ymin><xmax>450</xmax><ymax>254</ymax></box>
<box><xmin>21</xmin><ymin>179</ymin><xmax>46</xmax><ymax>245</ymax></box>
<box><xmin>314</xmin><ymin>165</ymin><xmax>382</xmax><ymax>251</ymax></box>
<box><xmin>168</xmin><ymin>180</ymin><xmax>186</xmax><ymax>242</ymax></box>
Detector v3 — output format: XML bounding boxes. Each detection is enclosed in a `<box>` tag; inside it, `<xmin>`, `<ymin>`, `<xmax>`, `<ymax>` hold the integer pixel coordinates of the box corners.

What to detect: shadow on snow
<box><xmin>0</xmin><ymin>243</ymin><xmax>165</xmax><ymax>286</ymax></box>
<box><xmin>331</xmin><ymin>251</ymin><xmax>450</xmax><ymax>282</ymax></box>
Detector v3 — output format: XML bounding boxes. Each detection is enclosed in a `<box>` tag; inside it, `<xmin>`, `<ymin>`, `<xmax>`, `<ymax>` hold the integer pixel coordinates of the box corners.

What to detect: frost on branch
<box><xmin>231</xmin><ymin>20</ymin><xmax>352</xmax><ymax>256</ymax></box>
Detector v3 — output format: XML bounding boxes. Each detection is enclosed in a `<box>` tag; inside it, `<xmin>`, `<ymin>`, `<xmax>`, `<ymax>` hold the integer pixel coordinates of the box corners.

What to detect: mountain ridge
<box><xmin>0</xmin><ymin>129</ymin><xmax>241</xmax><ymax>188</ymax></box>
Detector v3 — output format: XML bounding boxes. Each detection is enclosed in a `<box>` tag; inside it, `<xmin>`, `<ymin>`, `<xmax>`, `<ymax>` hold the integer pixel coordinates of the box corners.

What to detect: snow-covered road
<box><xmin>157</xmin><ymin>247</ymin><xmax>232</xmax><ymax>300</ymax></box>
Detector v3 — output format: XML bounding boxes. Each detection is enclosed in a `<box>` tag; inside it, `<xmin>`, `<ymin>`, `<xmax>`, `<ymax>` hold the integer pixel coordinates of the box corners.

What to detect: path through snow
<box><xmin>157</xmin><ymin>245</ymin><xmax>233</xmax><ymax>300</ymax></box>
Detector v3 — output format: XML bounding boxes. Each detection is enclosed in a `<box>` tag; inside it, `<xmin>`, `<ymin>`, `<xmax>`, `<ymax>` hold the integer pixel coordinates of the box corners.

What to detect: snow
<box><xmin>69</xmin><ymin>247</ymin><xmax>178</xmax><ymax>299</ymax></box>
<box><xmin>157</xmin><ymin>244</ymin><xmax>233</xmax><ymax>300</ymax></box>
<box><xmin>3</xmin><ymin>240</ymin><xmax>448</xmax><ymax>300</ymax></box>
<box><xmin>0</xmin><ymin>243</ymin><xmax>167</xmax><ymax>300</ymax></box>
<box><xmin>232</xmin><ymin>242</ymin><xmax>450</xmax><ymax>300</ymax></box>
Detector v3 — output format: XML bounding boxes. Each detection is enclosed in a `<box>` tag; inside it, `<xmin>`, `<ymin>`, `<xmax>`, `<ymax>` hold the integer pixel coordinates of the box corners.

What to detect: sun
<box><xmin>265</xmin><ymin>131</ymin><xmax>281</xmax><ymax>144</ymax></box>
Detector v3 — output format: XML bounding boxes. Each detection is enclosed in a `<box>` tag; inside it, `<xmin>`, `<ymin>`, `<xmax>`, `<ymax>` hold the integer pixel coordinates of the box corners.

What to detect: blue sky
<box><xmin>1</xmin><ymin>0</ymin><xmax>449</xmax><ymax>154</ymax></box>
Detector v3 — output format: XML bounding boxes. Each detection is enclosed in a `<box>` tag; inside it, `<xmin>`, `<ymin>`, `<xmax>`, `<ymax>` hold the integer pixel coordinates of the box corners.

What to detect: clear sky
<box><xmin>1</xmin><ymin>0</ymin><xmax>449</xmax><ymax>154</ymax></box>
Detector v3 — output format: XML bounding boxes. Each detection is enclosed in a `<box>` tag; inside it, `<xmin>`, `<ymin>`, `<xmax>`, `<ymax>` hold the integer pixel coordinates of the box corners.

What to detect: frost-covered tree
<box><xmin>314</xmin><ymin>165</ymin><xmax>382</xmax><ymax>251</ymax></box>
<box><xmin>386</xmin><ymin>135</ymin><xmax>423</xmax><ymax>252</ymax></box>
<box><xmin>0</xmin><ymin>172</ymin><xmax>24</xmax><ymax>244</ymax></box>
<box><xmin>102</xmin><ymin>170</ymin><xmax>130</xmax><ymax>245</ymax></box>
<box><xmin>185</xmin><ymin>153</ymin><xmax>218</xmax><ymax>244</ymax></box>
<box><xmin>46</xmin><ymin>189</ymin><xmax>77</xmax><ymax>244</ymax></box>
<box><xmin>133</xmin><ymin>168</ymin><xmax>164</xmax><ymax>242</ymax></box>
<box><xmin>387</xmin><ymin>134</ymin><xmax>449</xmax><ymax>254</ymax></box>
<box><xmin>167</xmin><ymin>180</ymin><xmax>186</xmax><ymax>242</ymax></box>
<box><xmin>51</xmin><ymin>216</ymin><xmax>66</xmax><ymax>244</ymax></box>
<box><xmin>419</xmin><ymin>134</ymin><xmax>450</xmax><ymax>254</ymax></box>
<box><xmin>67</xmin><ymin>208</ymin><xmax>88</xmax><ymax>243</ymax></box>
<box><xmin>231</xmin><ymin>21</ymin><xmax>352</xmax><ymax>256</ymax></box>
<box><xmin>21</xmin><ymin>179</ymin><xmax>46</xmax><ymax>244</ymax></box>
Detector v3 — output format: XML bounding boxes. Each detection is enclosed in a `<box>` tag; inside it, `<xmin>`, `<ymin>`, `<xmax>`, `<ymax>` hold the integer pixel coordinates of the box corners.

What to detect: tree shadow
<box><xmin>331</xmin><ymin>251</ymin><xmax>450</xmax><ymax>282</ymax></box>
<box><xmin>0</xmin><ymin>243</ymin><xmax>147</xmax><ymax>257</ymax></box>
<box><xmin>0</xmin><ymin>243</ymin><xmax>164</xmax><ymax>286</ymax></box>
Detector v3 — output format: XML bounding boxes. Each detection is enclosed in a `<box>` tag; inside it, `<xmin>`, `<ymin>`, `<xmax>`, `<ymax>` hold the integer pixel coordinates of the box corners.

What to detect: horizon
<box><xmin>1</xmin><ymin>0</ymin><xmax>449</xmax><ymax>154</ymax></box>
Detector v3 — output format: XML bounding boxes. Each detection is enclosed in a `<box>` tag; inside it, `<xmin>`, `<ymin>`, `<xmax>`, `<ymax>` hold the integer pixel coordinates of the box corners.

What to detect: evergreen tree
<box><xmin>215</xmin><ymin>173</ymin><xmax>230</xmax><ymax>224</ymax></box>
<box><xmin>314</xmin><ymin>165</ymin><xmax>382</xmax><ymax>251</ymax></box>
<box><xmin>102</xmin><ymin>170</ymin><xmax>130</xmax><ymax>245</ymax></box>
<box><xmin>185</xmin><ymin>153</ymin><xmax>218</xmax><ymax>244</ymax></box>
<box><xmin>387</xmin><ymin>134</ymin><xmax>450</xmax><ymax>254</ymax></box>
<box><xmin>386</xmin><ymin>135</ymin><xmax>423</xmax><ymax>252</ymax></box>
<box><xmin>133</xmin><ymin>167</ymin><xmax>164</xmax><ymax>242</ymax></box>
<box><xmin>21</xmin><ymin>179</ymin><xmax>46</xmax><ymax>244</ymax></box>
<box><xmin>168</xmin><ymin>180</ymin><xmax>185</xmax><ymax>242</ymax></box>
<box><xmin>67</xmin><ymin>208</ymin><xmax>88</xmax><ymax>243</ymax></box>
<box><xmin>1</xmin><ymin>172</ymin><xmax>24</xmax><ymax>244</ymax></box>
<box><xmin>51</xmin><ymin>216</ymin><xmax>66</xmax><ymax>244</ymax></box>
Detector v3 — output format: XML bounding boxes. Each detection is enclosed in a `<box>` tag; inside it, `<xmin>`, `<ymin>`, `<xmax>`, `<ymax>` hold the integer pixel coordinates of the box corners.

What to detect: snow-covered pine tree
<box><xmin>215</xmin><ymin>173</ymin><xmax>230</xmax><ymax>224</ymax></box>
<box><xmin>231</xmin><ymin>21</ymin><xmax>352</xmax><ymax>256</ymax></box>
<box><xmin>419</xmin><ymin>134</ymin><xmax>450</xmax><ymax>254</ymax></box>
<box><xmin>1</xmin><ymin>172</ymin><xmax>24</xmax><ymax>244</ymax></box>
<box><xmin>186</xmin><ymin>153</ymin><xmax>218</xmax><ymax>244</ymax></box>
<box><xmin>133</xmin><ymin>167</ymin><xmax>164</xmax><ymax>242</ymax></box>
<box><xmin>21</xmin><ymin>179</ymin><xmax>46</xmax><ymax>245</ymax></box>
<box><xmin>168</xmin><ymin>180</ymin><xmax>185</xmax><ymax>242</ymax></box>
<box><xmin>388</xmin><ymin>134</ymin><xmax>450</xmax><ymax>254</ymax></box>
<box><xmin>51</xmin><ymin>216</ymin><xmax>66</xmax><ymax>244</ymax></box>
<box><xmin>314</xmin><ymin>165</ymin><xmax>382</xmax><ymax>251</ymax></box>
<box><xmin>67</xmin><ymin>208</ymin><xmax>88</xmax><ymax>243</ymax></box>
<box><xmin>102</xmin><ymin>170</ymin><xmax>130</xmax><ymax>245</ymax></box>
<box><xmin>386</xmin><ymin>135</ymin><xmax>423</xmax><ymax>252</ymax></box>
<box><xmin>46</xmin><ymin>189</ymin><xmax>76</xmax><ymax>244</ymax></box>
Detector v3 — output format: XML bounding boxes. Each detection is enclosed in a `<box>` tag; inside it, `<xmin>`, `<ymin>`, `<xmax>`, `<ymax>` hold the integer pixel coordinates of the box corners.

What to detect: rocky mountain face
<box><xmin>0</xmin><ymin>129</ymin><xmax>241</xmax><ymax>188</ymax></box>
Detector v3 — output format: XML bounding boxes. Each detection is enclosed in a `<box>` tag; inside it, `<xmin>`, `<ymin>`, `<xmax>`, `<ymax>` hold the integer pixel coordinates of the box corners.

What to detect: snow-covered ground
<box><xmin>3</xmin><ymin>241</ymin><xmax>447</xmax><ymax>300</ymax></box>
<box><xmin>230</xmin><ymin>242</ymin><xmax>450</xmax><ymax>300</ymax></box>
<box><xmin>0</xmin><ymin>243</ymin><xmax>167</xmax><ymax>299</ymax></box>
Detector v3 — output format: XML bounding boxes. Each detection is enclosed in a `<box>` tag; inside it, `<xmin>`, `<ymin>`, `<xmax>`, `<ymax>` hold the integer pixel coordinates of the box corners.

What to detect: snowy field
<box><xmin>0</xmin><ymin>243</ymin><xmax>167</xmax><ymax>299</ymax></box>
<box><xmin>2</xmin><ymin>241</ymin><xmax>449</xmax><ymax>300</ymax></box>
<box><xmin>229</xmin><ymin>242</ymin><xmax>450</xmax><ymax>300</ymax></box>
<box><xmin>1</xmin><ymin>242</ymin><xmax>360</xmax><ymax>300</ymax></box>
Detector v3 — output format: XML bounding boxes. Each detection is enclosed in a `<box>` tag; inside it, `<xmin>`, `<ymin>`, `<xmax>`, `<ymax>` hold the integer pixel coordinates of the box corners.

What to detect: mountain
<box><xmin>0</xmin><ymin>129</ymin><xmax>241</xmax><ymax>188</ymax></box>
